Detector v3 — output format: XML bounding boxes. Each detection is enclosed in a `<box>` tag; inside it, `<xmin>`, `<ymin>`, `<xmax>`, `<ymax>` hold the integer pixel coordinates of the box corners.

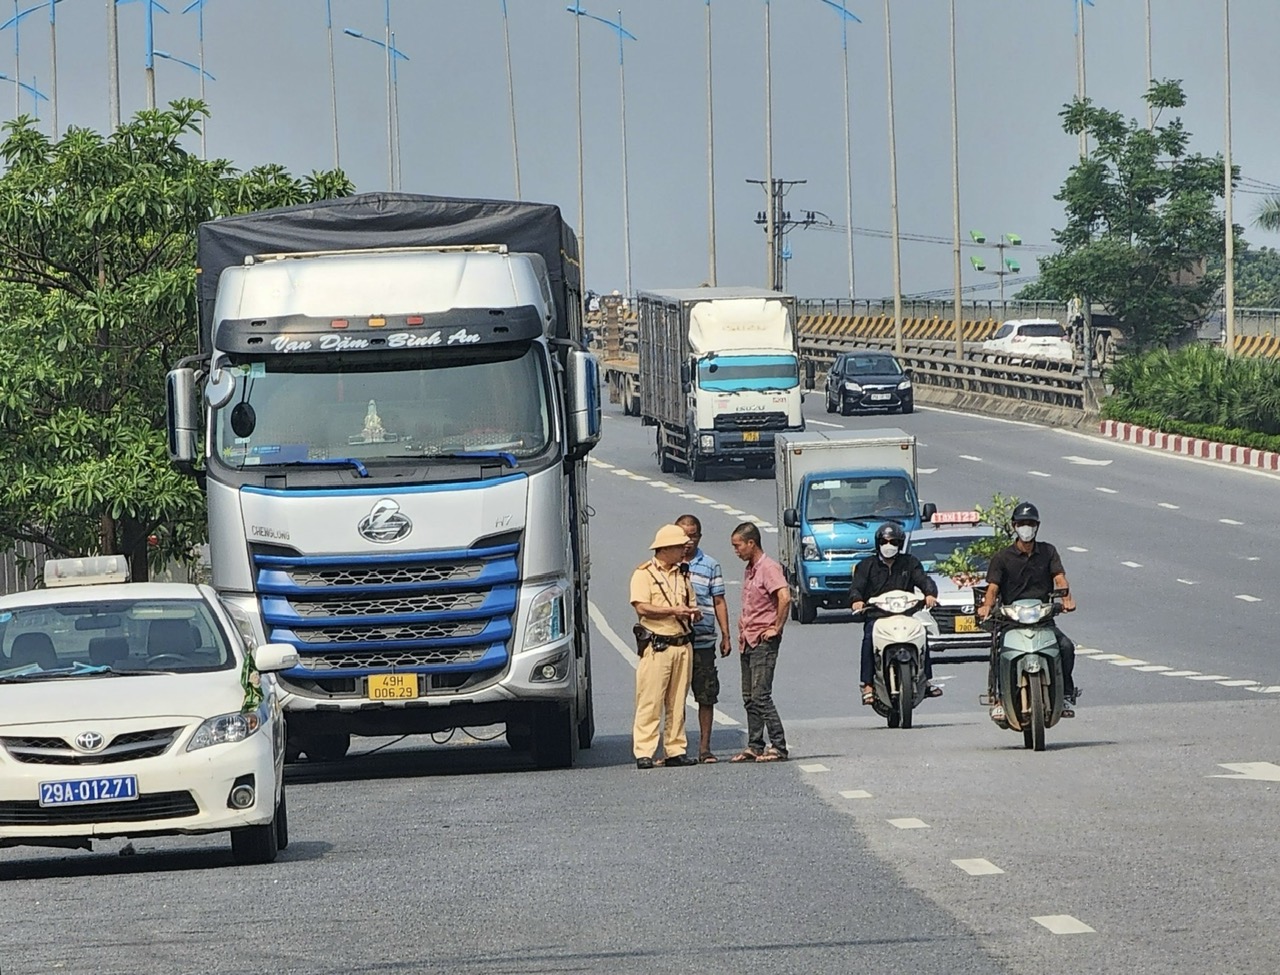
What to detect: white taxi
<box><xmin>0</xmin><ymin>556</ymin><xmax>297</xmax><ymax>867</ymax></box>
<box><xmin>909</xmin><ymin>513</ymin><xmax>996</xmax><ymax>655</ymax></box>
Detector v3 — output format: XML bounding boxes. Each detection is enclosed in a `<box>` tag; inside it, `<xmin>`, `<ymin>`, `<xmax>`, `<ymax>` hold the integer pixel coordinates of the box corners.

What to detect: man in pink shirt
<box><xmin>729</xmin><ymin>522</ymin><xmax>790</xmax><ymax>763</ymax></box>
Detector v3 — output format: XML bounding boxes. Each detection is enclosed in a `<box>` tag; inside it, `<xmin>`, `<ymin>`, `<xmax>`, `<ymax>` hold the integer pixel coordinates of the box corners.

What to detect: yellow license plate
<box><xmin>954</xmin><ymin>615</ymin><xmax>977</xmax><ymax>633</ymax></box>
<box><xmin>743</xmin><ymin>431</ymin><xmax>760</xmax><ymax>442</ymax></box>
<box><xmin>367</xmin><ymin>673</ymin><xmax>419</xmax><ymax>700</ymax></box>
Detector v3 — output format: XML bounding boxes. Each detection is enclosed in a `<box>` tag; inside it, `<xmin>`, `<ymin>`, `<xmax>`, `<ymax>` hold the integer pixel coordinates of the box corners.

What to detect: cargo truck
<box><xmin>776</xmin><ymin>430</ymin><xmax>936</xmax><ymax>624</ymax></box>
<box><xmin>637</xmin><ymin>287</ymin><xmax>804</xmax><ymax>480</ymax></box>
<box><xmin>166</xmin><ymin>193</ymin><xmax>602</xmax><ymax>769</ymax></box>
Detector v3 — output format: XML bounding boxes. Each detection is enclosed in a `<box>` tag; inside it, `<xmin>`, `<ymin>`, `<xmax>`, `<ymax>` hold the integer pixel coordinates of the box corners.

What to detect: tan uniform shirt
<box><xmin>629</xmin><ymin>559</ymin><xmax>696</xmax><ymax>638</ymax></box>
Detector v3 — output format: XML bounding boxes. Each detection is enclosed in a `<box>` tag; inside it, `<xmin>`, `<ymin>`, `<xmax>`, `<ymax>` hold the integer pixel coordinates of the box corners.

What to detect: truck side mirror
<box><xmin>921</xmin><ymin>502</ymin><xmax>937</xmax><ymax>522</ymax></box>
<box><xmin>166</xmin><ymin>367</ymin><xmax>200</xmax><ymax>472</ymax></box>
<box><xmin>803</xmin><ymin>359</ymin><xmax>816</xmax><ymax>390</ymax></box>
<box><xmin>565</xmin><ymin>349</ymin><xmax>602</xmax><ymax>461</ymax></box>
<box><xmin>783</xmin><ymin>508</ymin><xmax>799</xmax><ymax>528</ymax></box>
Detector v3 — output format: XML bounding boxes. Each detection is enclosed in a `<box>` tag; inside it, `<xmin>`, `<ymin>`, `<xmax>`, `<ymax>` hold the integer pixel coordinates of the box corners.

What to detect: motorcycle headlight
<box><xmin>524</xmin><ymin>584</ymin><xmax>567</xmax><ymax>650</ymax></box>
<box><xmin>1003</xmin><ymin>603</ymin><xmax>1050</xmax><ymax>624</ymax></box>
<box><xmin>897</xmin><ymin>379</ymin><xmax>912</xmax><ymax>390</ymax></box>
<box><xmin>844</xmin><ymin>382</ymin><xmax>862</xmax><ymax>393</ymax></box>
<box><xmin>882</xmin><ymin>595</ymin><xmax>911</xmax><ymax>614</ymax></box>
<box><xmin>801</xmin><ymin>535</ymin><xmax>819</xmax><ymax>561</ymax></box>
<box><xmin>188</xmin><ymin>702</ymin><xmax>268</xmax><ymax>751</ymax></box>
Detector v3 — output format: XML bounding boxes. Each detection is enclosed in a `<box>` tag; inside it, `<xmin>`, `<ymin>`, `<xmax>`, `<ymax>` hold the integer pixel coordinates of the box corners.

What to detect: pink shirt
<box><xmin>739</xmin><ymin>552</ymin><xmax>787</xmax><ymax>648</ymax></box>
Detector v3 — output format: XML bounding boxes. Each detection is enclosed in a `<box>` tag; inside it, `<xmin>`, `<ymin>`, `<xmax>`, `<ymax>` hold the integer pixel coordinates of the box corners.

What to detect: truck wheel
<box><xmin>305</xmin><ymin>733</ymin><xmax>350</xmax><ymax>762</ymax></box>
<box><xmin>577</xmin><ymin>651</ymin><xmax>596</xmax><ymax>749</ymax></box>
<box><xmin>531</xmin><ymin>702</ymin><xmax>578</xmax><ymax>769</ymax></box>
<box><xmin>657</xmin><ymin>430</ymin><xmax>675</xmax><ymax>474</ymax></box>
<box><xmin>797</xmin><ymin>593</ymin><xmax>817</xmax><ymax>624</ymax></box>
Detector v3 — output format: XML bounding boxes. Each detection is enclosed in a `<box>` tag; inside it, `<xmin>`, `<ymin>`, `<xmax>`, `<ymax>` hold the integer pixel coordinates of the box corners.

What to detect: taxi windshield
<box><xmin>0</xmin><ymin>599</ymin><xmax>233</xmax><ymax>679</ymax></box>
<box><xmin>910</xmin><ymin>533</ymin><xmax>991</xmax><ymax>570</ymax></box>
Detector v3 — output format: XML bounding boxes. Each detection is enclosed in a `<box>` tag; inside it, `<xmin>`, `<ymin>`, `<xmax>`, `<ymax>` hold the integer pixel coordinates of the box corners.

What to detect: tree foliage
<box><xmin>932</xmin><ymin>493</ymin><xmax>1019</xmax><ymax>586</ymax></box>
<box><xmin>1011</xmin><ymin>278</ymin><xmax>1064</xmax><ymax>302</ymax></box>
<box><xmin>1037</xmin><ymin>80</ymin><xmax>1232</xmax><ymax>351</ymax></box>
<box><xmin>0</xmin><ymin>101</ymin><xmax>353</xmax><ymax>580</ymax></box>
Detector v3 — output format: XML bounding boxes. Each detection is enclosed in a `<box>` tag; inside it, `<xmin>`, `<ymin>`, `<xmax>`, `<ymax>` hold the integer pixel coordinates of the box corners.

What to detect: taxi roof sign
<box><xmin>930</xmin><ymin>510</ymin><xmax>982</xmax><ymax>525</ymax></box>
<box><xmin>44</xmin><ymin>555</ymin><xmax>131</xmax><ymax>588</ymax></box>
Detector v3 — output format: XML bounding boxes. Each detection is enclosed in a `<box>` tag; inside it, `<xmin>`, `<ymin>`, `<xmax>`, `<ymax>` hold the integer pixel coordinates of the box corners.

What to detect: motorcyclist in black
<box><xmin>976</xmin><ymin>502</ymin><xmax>1078</xmax><ymax>722</ymax></box>
<box><xmin>850</xmin><ymin>523</ymin><xmax>941</xmax><ymax>706</ymax></box>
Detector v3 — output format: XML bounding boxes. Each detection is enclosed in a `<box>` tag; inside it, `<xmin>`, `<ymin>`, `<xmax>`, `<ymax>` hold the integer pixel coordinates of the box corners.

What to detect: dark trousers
<box><xmin>740</xmin><ymin>636</ymin><xmax>786</xmax><ymax>754</ymax></box>
<box><xmin>859</xmin><ymin>621</ymin><xmax>933</xmax><ymax>686</ymax></box>
<box><xmin>987</xmin><ymin>625</ymin><xmax>1076</xmax><ymax>698</ymax></box>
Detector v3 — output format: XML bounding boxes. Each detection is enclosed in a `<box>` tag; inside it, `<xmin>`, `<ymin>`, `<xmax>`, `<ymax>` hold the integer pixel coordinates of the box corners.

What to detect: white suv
<box><xmin>981</xmin><ymin>319</ymin><xmax>1073</xmax><ymax>361</ymax></box>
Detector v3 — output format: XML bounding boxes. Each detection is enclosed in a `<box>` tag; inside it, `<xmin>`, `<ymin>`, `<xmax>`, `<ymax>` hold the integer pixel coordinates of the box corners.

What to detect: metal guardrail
<box><xmin>795</xmin><ymin>298</ymin><xmax>1068</xmax><ymax>323</ymax></box>
<box><xmin>0</xmin><ymin>542</ymin><xmax>45</xmax><ymax>596</ymax></box>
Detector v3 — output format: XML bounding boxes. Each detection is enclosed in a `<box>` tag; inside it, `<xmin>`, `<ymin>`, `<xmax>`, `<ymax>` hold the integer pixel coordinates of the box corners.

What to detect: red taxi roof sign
<box><xmin>930</xmin><ymin>510</ymin><xmax>982</xmax><ymax>525</ymax></box>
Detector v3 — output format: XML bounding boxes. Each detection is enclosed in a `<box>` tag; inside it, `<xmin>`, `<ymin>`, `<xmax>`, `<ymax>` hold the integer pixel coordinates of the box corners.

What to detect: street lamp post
<box><xmin>1223</xmin><ymin>0</ymin><xmax>1235</xmax><ymax>359</ymax></box>
<box><xmin>567</xmin><ymin>3</ymin><xmax>586</xmax><ymax>303</ymax></box>
<box><xmin>500</xmin><ymin>0</ymin><xmax>521</xmax><ymax>198</ymax></box>
<box><xmin>883</xmin><ymin>0</ymin><xmax>903</xmax><ymax>354</ymax></box>
<box><xmin>1072</xmin><ymin>0</ymin><xmax>1094</xmax><ymax>159</ymax></box>
<box><xmin>325</xmin><ymin>0</ymin><xmax>340</xmax><ymax>169</ymax></box>
<box><xmin>1144</xmin><ymin>0</ymin><xmax>1153</xmax><ymax>130</ymax></box>
<box><xmin>703</xmin><ymin>0</ymin><xmax>716</xmax><ymax>286</ymax></box>
<box><xmin>181</xmin><ymin>0</ymin><xmax>219</xmax><ymax>157</ymax></box>
<box><xmin>814</xmin><ymin>0</ymin><xmax>862</xmax><ymax>302</ymax></box>
<box><xmin>343</xmin><ymin>27</ymin><xmax>408</xmax><ymax>191</ymax></box>
<box><xmin>107</xmin><ymin>0</ymin><xmax>120</xmax><ymax>129</ymax></box>
<box><xmin>764</xmin><ymin>0</ymin><xmax>775</xmax><ymax>290</ymax></box>
<box><xmin>949</xmin><ymin>0</ymin><xmax>963</xmax><ymax>360</ymax></box>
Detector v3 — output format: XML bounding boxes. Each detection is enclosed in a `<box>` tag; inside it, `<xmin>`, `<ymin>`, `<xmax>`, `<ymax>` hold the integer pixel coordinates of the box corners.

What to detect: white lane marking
<box><xmin>679</xmin><ymin>492</ymin><xmax>704</xmax><ymax>500</ymax></box>
<box><xmin>808</xmin><ymin>419</ymin><xmax>844</xmax><ymax>428</ymax></box>
<box><xmin>918</xmin><ymin>467</ymin><xmax>938</xmax><ymax>474</ymax></box>
<box><xmin>1220</xmin><ymin>518</ymin><xmax>1244</xmax><ymax>525</ymax></box>
<box><xmin>1088</xmin><ymin>653</ymin><xmax>1124</xmax><ymax>660</ymax></box>
<box><xmin>1186</xmin><ymin>674</ymin><xmax>1231</xmax><ymax>681</ymax></box>
<box><xmin>1033</xmin><ymin>915</ymin><xmax>1096</xmax><ymax>935</ymax></box>
<box><xmin>888</xmin><ymin>818</ymin><xmax>930</xmax><ymax>830</ymax></box>
<box><xmin>1212</xmin><ymin>762</ymin><xmax>1280</xmax><ymax>782</ymax></box>
<box><xmin>1121</xmin><ymin>561</ymin><xmax>1143</xmax><ymax>568</ymax></box>
<box><xmin>665</xmin><ymin>487</ymin><xmax>685</xmax><ymax>494</ymax></box>
<box><xmin>1246</xmin><ymin>685</ymin><xmax>1280</xmax><ymax>693</ymax></box>
<box><xmin>839</xmin><ymin>790</ymin><xmax>873</xmax><ymax>799</ymax></box>
<box><xmin>1158</xmin><ymin>502</ymin><xmax>1180</xmax><ymax>509</ymax></box>
<box><xmin>1134</xmin><ymin>665</ymin><xmax>1172</xmax><ymax>672</ymax></box>
<box><xmin>1027</xmin><ymin>470</ymin><xmax>1051</xmax><ymax>478</ymax></box>
<box><xmin>646</xmin><ymin>480</ymin><xmax>670</xmax><ymax>488</ymax></box>
<box><xmin>612</xmin><ymin>468</ymin><xmax>631</xmax><ymax>476</ymax></box>
<box><xmin>1096</xmin><ymin>486</ymin><xmax>1118</xmax><ymax>494</ymax></box>
<box><xmin>1177</xmin><ymin>579</ymin><xmax>1197</xmax><ymax>585</ymax></box>
<box><xmin>917</xmin><ymin>404</ymin><xmax>1043</xmax><ymax>429</ymax></box>
<box><xmin>764</xmin><ymin>526</ymin><xmax>778</xmax><ymax>533</ymax></box>
<box><xmin>1067</xmin><ymin>546</ymin><xmax>1088</xmax><ymax>553</ymax></box>
<box><xmin>959</xmin><ymin>454</ymin><xmax>983</xmax><ymax>462</ymax></box>
<box><xmin>1063</xmin><ymin>455</ymin><xmax>1113</xmax><ymax>466</ymax></box>
<box><xmin>799</xmin><ymin>763</ymin><xmax>829</xmax><ymax>773</ymax></box>
<box><xmin>1244</xmin><ymin>557</ymin><xmax>1261</xmax><ymax>562</ymax></box>
<box><xmin>592</xmin><ymin>460</ymin><xmax>615</xmax><ymax>469</ymax></box>
<box><xmin>1074</xmin><ymin>647</ymin><xmax>1102</xmax><ymax>655</ymax></box>
<box><xmin>628</xmin><ymin>474</ymin><xmax>648</xmax><ymax>481</ymax></box>
<box><xmin>1109</xmin><ymin>658</ymin><xmax>1149</xmax><ymax>667</ymax></box>
<box><xmin>1160</xmin><ymin>670</ymin><xmax>1200</xmax><ymax>677</ymax></box>
<box><xmin>586</xmin><ymin>601</ymin><xmax>739</xmax><ymax>727</ymax></box>
<box><xmin>1218</xmin><ymin>679</ymin><xmax>1259</xmax><ymax>687</ymax></box>
<box><xmin>695</xmin><ymin>498</ymin><xmax>715</xmax><ymax>505</ymax></box>
<box><xmin>952</xmin><ymin>858</ymin><xmax>1005</xmax><ymax>876</ymax></box>
<box><xmin>1236</xmin><ymin>594</ymin><xmax>1262</xmax><ymax>603</ymax></box>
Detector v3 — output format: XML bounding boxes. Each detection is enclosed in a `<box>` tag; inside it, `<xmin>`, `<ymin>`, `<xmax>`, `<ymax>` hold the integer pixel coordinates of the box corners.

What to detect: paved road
<box><xmin>3</xmin><ymin>399</ymin><xmax>1277</xmax><ymax>974</ymax></box>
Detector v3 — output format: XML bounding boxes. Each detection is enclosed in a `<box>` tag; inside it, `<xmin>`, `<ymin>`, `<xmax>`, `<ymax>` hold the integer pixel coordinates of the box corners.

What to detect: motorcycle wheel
<box><xmin>895</xmin><ymin>661</ymin><xmax>913</xmax><ymax>730</ymax></box>
<box><xmin>1029</xmin><ymin>681</ymin><xmax>1047</xmax><ymax>751</ymax></box>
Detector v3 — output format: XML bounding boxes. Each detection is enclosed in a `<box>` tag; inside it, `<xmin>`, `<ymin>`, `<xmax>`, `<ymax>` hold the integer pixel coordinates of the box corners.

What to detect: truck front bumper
<box><xmin>799</xmin><ymin>559</ymin><xmax>865</xmax><ymax>607</ymax></box>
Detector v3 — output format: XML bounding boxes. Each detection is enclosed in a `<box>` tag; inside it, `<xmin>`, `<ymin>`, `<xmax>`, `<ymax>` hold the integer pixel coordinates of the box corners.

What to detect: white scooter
<box><xmin>856</xmin><ymin>590</ymin><xmax>939</xmax><ymax>729</ymax></box>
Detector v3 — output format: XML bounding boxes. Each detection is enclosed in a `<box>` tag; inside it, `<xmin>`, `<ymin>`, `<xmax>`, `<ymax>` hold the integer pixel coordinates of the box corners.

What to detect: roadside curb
<box><xmin>1099</xmin><ymin>419</ymin><xmax>1280</xmax><ymax>471</ymax></box>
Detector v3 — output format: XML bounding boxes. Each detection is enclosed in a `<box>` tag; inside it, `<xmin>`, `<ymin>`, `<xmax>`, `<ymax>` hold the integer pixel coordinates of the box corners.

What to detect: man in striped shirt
<box><xmin>677</xmin><ymin>514</ymin><xmax>731</xmax><ymax>763</ymax></box>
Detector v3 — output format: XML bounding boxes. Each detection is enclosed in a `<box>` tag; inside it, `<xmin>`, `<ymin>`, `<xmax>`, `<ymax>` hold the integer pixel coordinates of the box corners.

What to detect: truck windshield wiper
<box><xmin>385</xmin><ymin>450</ymin><xmax>519</xmax><ymax>469</ymax></box>
<box><xmin>270</xmin><ymin>458</ymin><xmax>369</xmax><ymax>478</ymax></box>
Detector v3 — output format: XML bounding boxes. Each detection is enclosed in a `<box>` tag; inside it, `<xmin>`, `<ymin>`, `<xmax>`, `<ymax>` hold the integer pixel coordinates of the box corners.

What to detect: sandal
<box><xmin>699</xmin><ymin>752</ymin><xmax>719</xmax><ymax>764</ymax></box>
<box><xmin>926</xmin><ymin>683</ymin><xmax>943</xmax><ymax>698</ymax></box>
<box><xmin>730</xmin><ymin>750</ymin><xmax>760</xmax><ymax>763</ymax></box>
<box><xmin>861</xmin><ymin>685</ymin><xmax>875</xmax><ymax>706</ymax></box>
<box><xmin>756</xmin><ymin>746</ymin><xmax>789</xmax><ymax>762</ymax></box>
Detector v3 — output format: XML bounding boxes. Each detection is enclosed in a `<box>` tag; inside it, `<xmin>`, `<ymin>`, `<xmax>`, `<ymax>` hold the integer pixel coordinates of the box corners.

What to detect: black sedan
<box><xmin>823</xmin><ymin>351</ymin><xmax>914</xmax><ymax>415</ymax></box>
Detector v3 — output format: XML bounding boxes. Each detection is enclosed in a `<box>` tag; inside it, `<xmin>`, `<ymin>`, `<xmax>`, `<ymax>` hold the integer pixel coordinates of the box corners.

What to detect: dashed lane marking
<box><xmin>586</xmin><ymin>601</ymin><xmax>740</xmax><ymax>727</ymax></box>
<box><xmin>918</xmin><ymin>467</ymin><xmax>938</xmax><ymax>474</ymax></box>
<box><xmin>959</xmin><ymin>454</ymin><xmax>983</xmax><ymax>462</ymax></box>
<box><xmin>1062</xmin><ymin>455</ymin><xmax>1113</xmax><ymax>466</ymax></box>
<box><xmin>807</xmin><ymin>419</ymin><xmax>844</xmax><ymax>428</ymax></box>
<box><xmin>1218</xmin><ymin>679</ymin><xmax>1259</xmax><ymax>687</ymax></box>
<box><xmin>839</xmin><ymin>790</ymin><xmax>873</xmax><ymax>799</ymax></box>
<box><xmin>1187</xmin><ymin>674</ymin><xmax>1231</xmax><ymax>682</ymax></box>
<box><xmin>1247</xmin><ymin>685</ymin><xmax>1280</xmax><ymax>694</ymax></box>
<box><xmin>799</xmin><ymin>763</ymin><xmax>829</xmax><ymax>773</ymax></box>
<box><xmin>1027</xmin><ymin>470</ymin><xmax>1051</xmax><ymax>477</ymax></box>
<box><xmin>952</xmin><ymin>859</ymin><xmax>1005</xmax><ymax>876</ymax></box>
<box><xmin>593</xmin><ymin>460</ymin><xmax>615</xmax><ymax>469</ymax></box>
<box><xmin>888</xmin><ymin>818</ymin><xmax>930</xmax><ymax>829</ymax></box>
<box><xmin>1212</xmin><ymin>762</ymin><xmax>1280</xmax><ymax>782</ymax></box>
<box><xmin>1159</xmin><ymin>670</ymin><xmax>1200</xmax><ymax>677</ymax></box>
<box><xmin>1236</xmin><ymin>594</ymin><xmax>1262</xmax><ymax>603</ymax></box>
<box><xmin>1088</xmin><ymin>653</ymin><xmax>1124</xmax><ymax>661</ymax></box>
<box><xmin>1134</xmin><ymin>665</ymin><xmax>1172</xmax><ymax>672</ymax></box>
<box><xmin>1177</xmin><ymin>579</ymin><xmax>1197</xmax><ymax>585</ymax></box>
<box><xmin>1033</xmin><ymin>915</ymin><xmax>1096</xmax><ymax>935</ymax></box>
<box><xmin>1108</xmin><ymin>658</ymin><xmax>1149</xmax><ymax>667</ymax></box>
<box><xmin>1096</xmin><ymin>487</ymin><xmax>1118</xmax><ymax>494</ymax></box>
<box><xmin>1221</xmin><ymin>518</ymin><xmax>1244</xmax><ymax>525</ymax></box>
<box><xmin>1121</xmin><ymin>561</ymin><xmax>1143</xmax><ymax>568</ymax></box>
<box><xmin>1067</xmin><ymin>546</ymin><xmax>1088</xmax><ymax>553</ymax></box>
<box><xmin>1158</xmin><ymin>502</ymin><xmax>1180</xmax><ymax>509</ymax></box>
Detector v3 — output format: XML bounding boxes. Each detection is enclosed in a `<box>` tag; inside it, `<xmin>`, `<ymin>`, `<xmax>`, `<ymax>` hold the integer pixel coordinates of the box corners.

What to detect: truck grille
<box><xmin>254</xmin><ymin>540</ymin><xmax>520</xmax><ymax>680</ymax></box>
<box><xmin>713</xmin><ymin>411</ymin><xmax>788</xmax><ymax>431</ymax></box>
<box><xmin>0</xmin><ymin>791</ymin><xmax>198</xmax><ymax>826</ymax></box>
<box><xmin>1</xmin><ymin>728</ymin><xmax>181</xmax><ymax>766</ymax></box>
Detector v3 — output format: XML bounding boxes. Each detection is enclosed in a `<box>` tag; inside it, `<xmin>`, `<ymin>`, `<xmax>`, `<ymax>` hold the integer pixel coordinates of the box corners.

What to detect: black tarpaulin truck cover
<box><xmin>195</xmin><ymin>192</ymin><xmax>581</xmax><ymax>354</ymax></box>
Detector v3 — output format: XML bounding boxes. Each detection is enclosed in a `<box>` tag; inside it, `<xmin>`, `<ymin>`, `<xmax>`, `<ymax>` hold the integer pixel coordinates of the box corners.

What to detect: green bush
<box><xmin>1104</xmin><ymin>344</ymin><xmax>1280</xmax><ymax>440</ymax></box>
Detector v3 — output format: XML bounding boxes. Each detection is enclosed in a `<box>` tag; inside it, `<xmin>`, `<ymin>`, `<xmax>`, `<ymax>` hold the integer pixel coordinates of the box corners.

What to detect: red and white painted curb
<box><xmin>1100</xmin><ymin>420</ymin><xmax>1280</xmax><ymax>471</ymax></box>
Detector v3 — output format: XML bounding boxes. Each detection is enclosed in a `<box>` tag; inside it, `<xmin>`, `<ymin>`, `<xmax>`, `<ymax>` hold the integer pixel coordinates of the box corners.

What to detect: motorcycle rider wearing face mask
<box><xmin>850</xmin><ymin>522</ymin><xmax>941</xmax><ymax>706</ymax></box>
<box><xmin>977</xmin><ymin>501</ymin><xmax>1078</xmax><ymax>721</ymax></box>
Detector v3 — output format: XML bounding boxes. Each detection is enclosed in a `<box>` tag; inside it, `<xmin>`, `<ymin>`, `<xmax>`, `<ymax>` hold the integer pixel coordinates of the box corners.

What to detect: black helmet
<box><xmin>1011</xmin><ymin>501</ymin><xmax>1040</xmax><ymax>524</ymax></box>
<box><xmin>875</xmin><ymin>522</ymin><xmax>906</xmax><ymax>546</ymax></box>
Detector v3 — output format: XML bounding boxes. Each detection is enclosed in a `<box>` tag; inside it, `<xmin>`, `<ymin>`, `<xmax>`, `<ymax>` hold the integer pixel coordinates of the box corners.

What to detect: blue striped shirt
<box><xmin>685</xmin><ymin>549</ymin><xmax>726</xmax><ymax>646</ymax></box>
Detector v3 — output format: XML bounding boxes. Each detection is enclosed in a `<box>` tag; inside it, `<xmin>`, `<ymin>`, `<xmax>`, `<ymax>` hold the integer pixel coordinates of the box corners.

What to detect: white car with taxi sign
<box><xmin>909</xmin><ymin>512</ymin><xmax>996</xmax><ymax>655</ymax></box>
<box><xmin>0</xmin><ymin>556</ymin><xmax>297</xmax><ymax>868</ymax></box>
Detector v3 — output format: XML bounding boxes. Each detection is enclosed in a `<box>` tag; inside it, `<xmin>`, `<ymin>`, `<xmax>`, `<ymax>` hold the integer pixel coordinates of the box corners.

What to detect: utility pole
<box><xmin>748</xmin><ymin>178</ymin><xmax>813</xmax><ymax>291</ymax></box>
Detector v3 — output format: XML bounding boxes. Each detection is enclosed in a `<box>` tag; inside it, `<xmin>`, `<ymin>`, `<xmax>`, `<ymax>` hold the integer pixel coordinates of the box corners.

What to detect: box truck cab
<box><xmin>775</xmin><ymin>431</ymin><xmax>936</xmax><ymax>624</ymax></box>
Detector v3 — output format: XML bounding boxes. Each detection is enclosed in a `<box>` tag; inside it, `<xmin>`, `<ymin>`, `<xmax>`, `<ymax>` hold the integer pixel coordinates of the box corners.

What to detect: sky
<box><xmin>6</xmin><ymin>0</ymin><xmax>1279</xmax><ymax>303</ymax></box>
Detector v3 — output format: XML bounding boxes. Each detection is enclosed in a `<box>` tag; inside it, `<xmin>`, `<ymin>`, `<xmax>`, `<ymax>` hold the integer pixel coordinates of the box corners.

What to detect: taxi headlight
<box><xmin>524</xmin><ymin>585</ymin><xmax>567</xmax><ymax>650</ymax></box>
<box><xmin>188</xmin><ymin>703</ymin><xmax>268</xmax><ymax>751</ymax></box>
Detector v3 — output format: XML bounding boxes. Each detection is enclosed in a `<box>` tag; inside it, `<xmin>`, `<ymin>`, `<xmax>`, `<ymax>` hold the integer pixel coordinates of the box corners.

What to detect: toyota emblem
<box><xmin>357</xmin><ymin>498</ymin><xmax>413</xmax><ymax>544</ymax></box>
<box><xmin>73</xmin><ymin>731</ymin><xmax>106</xmax><ymax>752</ymax></box>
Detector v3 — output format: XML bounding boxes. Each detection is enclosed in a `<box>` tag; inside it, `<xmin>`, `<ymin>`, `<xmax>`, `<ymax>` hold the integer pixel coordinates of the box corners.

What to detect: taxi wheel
<box><xmin>230</xmin><ymin>807</ymin><xmax>279</xmax><ymax>866</ymax></box>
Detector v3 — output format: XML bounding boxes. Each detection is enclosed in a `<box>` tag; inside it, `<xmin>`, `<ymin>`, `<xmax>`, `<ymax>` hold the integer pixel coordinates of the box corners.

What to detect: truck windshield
<box><xmin>804</xmin><ymin>475</ymin><xmax>916</xmax><ymax>521</ymax></box>
<box><xmin>213</xmin><ymin>345</ymin><xmax>553</xmax><ymax>470</ymax></box>
<box><xmin>698</xmin><ymin>354</ymin><xmax>798</xmax><ymax>392</ymax></box>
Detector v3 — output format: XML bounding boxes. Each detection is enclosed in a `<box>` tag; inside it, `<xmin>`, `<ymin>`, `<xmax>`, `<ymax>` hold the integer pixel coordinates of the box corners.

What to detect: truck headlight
<box><xmin>524</xmin><ymin>585</ymin><xmax>567</xmax><ymax>650</ymax></box>
<box><xmin>897</xmin><ymin>379</ymin><xmax>912</xmax><ymax>390</ymax></box>
<box><xmin>699</xmin><ymin>434</ymin><xmax>715</xmax><ymax>452</ymax></box>
<box><xmin>188</xmin><ymin>703</ymin><xmax>268</xmax><ymax>751</ymax></box>
<box><xmin>844</xmin><ymin>382</ymin><xmax>862</xmax><ymax>393</ymax></box>
<box><xmin>801</xmin><ymin>535</ymin><xmax>819</xmax><ymax>561</ymax></box>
